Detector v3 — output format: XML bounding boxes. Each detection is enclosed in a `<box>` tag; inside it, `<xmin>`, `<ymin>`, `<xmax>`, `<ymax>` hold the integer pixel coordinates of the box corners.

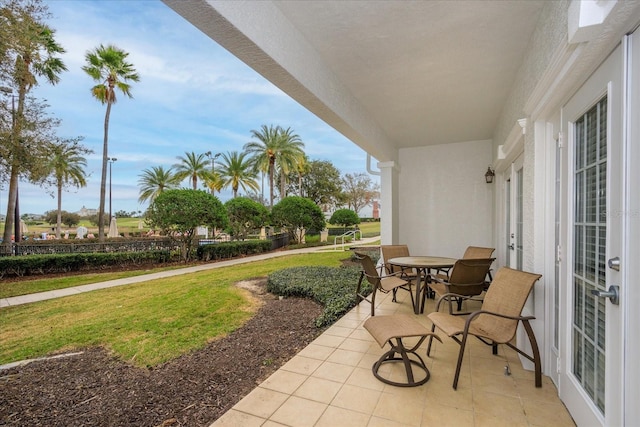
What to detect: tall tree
<box><xmin>1</xmin><ymin>0</ymin><xmax>67</xmax><ymax>248</ymax></box>
<box><xmin>137</xmin><ymin>165</ymin><xmax>180</xmax><ymax>204</ymax></box>
<box><xmin>244</xmin><ymin>125</ymin><xmax>305</xmax><ymax>208</ymax></box>
<box><xmin>82</xmin><ymin>44</ymin><xmax>139</xmax><ymax>242</ymax></box>
<box><xmin>173</xmin><ymin>151</ymin><xmax>209</xmax><ymax>190</ymax></box>
<box><xmin>45</xmin><ymin>139</ymin><xmax>90</xmax><ymax>238</ymax></box>
<box><xmin>295</xmin><ymin>155</ymin><xmax>311</xmax><ymax>196</ymax></box>
<box><xmin>217</xmin><ymin>151</ymin><xmax>259</xmax><ymax>197</ymax></box>
<box><xmin>244</xmin><ymin>124</ymin><xmax>280</xmax><ymax>208</ymax></box>
<box><xmin>283</xmin><ymin>159</ymin><xmax>343</xmax><ymax>209</ymax></box>
<box><xmin>342</xmin><ymin>172</ymin><xmax>380</xmax><ymax>214</ymax></box>
<box><xmin>275</xmin><ymin>126</ymin><xmax>304</xmax><ymax>198</ymax></box>
<box><xmin>203</xmin><ymin>171</ymin><xmax>224</xmax><ymax>194</ymax></box>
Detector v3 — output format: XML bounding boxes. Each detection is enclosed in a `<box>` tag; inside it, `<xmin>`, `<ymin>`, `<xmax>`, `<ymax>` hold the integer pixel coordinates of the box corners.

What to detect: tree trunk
<box><xmin>269</xmin><ymin>160</ymin><xmax>275</xmax><ymax>208</ymax></box>
<box><xmin>280</xmin><ymin>172</ymin><xmax>286</xmax><ymax>199</ymax></box>
<box><xmin>98</xmin><ymin>101</ymin><xmax>112</xmax><ymax>242</ymax></box>
<box><xmin>2</xmin><ymin>167</ymin><xmax>18</xmax><ymax>251</ymax></box>
<box><xmin>2</xmin><ymin>88</ymin><xmax>25</xmax><ymax>251</ymax></box>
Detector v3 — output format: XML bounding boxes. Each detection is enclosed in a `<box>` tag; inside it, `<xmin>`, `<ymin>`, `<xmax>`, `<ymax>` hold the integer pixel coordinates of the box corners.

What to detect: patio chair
<box><xmin>428</xmin><ymin>258</ymin><xmax>495</xmax><ymax>312</ymax></box>
<box><xmin>354</xmin><ymin>252</ymin><xmax>414</xmax><ymax>316</ymax></box>
<box><xmin>436</xmin><ymin>245</ymin><xmax>496</xmax><ymax>285</ymax></box>
<box><xmin>426</xmin><ymin>267</ymin><xmax>542</xmax><ymax>389</ymax></box>
<box><xmin>462</xmin><ymin>246</ymin><xmax>495</xmax><ymax>259</ymax></box>
<box><xmin>380</xmin><ymin>244</ymin><xmax>422</xmax><ymax>282</ymax></box>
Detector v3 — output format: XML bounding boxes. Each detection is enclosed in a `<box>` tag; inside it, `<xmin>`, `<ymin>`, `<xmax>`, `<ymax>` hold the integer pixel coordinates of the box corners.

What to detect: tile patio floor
<box><xmin>212</xmin><ymin>290</ymin><xmax>576</xmax><ymax>427</ymax></box>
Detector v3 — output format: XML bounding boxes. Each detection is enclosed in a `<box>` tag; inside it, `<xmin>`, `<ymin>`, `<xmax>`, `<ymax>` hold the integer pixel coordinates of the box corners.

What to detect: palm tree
<box><xmin>173</xmin><ymin>151</ymin><xmax>210</xmax><ymax>190</ymax></box>
<box><xmin>217</xmin><ymin>151</ymin><xmax>259</xmax><ymax>197</ymax></box>
<box><xmin>2</xmin><ymin>4</ymin><xmax>67</xmax><ymax>247</ymax></box>
<box><xmin>46</xmin><ymin>141</ymin><xmax>89</xmax><ymax>238</ymax></box>
<box><xmin>276</xmin><ymin>127</ymin><xmax>305</xmax><ymax>197</ymax></box>
<box><xmin>203</xmin><ymin>171</ymin><xmax>224</xmax><ymax>194</ymax></box>
<box><xmin>244</xmin><ymin>124</ymin><xmax>280</xmax><ymax>208</ymax></box>
<box><xmin>244</xmin><ymin>125</ymin><xmax>305</xmax><ymax>208</ymax></box>
<box><xmin>295</xmin><ymin>155</ymin><xmax>311</xmax><ymax>196</ymax></box>
<box><xmin>137</xmin><ymin>166</ymin><xmax>180</xmax><ymax>204</ymax></box>
<box><xmin>82</xmin><ymin>44</ymin><xmax>139</xmax><ymax>242</ymax></box>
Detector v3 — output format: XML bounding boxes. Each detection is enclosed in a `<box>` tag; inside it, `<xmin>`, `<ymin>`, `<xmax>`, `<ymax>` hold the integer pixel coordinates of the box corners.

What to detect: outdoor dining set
<box><xmin>353</xmin><ymin>245</ymin><xmax>542</xmax><ymax>390</ymax></box>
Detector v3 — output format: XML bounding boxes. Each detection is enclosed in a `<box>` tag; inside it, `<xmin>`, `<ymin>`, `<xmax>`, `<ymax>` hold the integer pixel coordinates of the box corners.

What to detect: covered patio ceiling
<box><xmin>164</xmin><ymin>0</ymin><xmax>545</xmax><ymax>157</ymax></box>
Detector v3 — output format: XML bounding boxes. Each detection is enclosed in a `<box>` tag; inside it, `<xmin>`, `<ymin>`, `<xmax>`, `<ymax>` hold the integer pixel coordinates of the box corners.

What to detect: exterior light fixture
<box><xmin>485</xmin><ymin>166</ymin><xmax>495</xmax><ymax>184</ymax></box>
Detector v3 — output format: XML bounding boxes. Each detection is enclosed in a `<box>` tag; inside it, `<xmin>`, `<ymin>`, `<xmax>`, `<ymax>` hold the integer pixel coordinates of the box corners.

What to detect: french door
<box><xmin>504</xmin><ymin>155</ymin><xmax>524</xmax><ymax>270</ymax></box>
<box><xmin>559</xmin><ymin>42</ymin><xmax>625</xmax><ymax>426</ymax></box>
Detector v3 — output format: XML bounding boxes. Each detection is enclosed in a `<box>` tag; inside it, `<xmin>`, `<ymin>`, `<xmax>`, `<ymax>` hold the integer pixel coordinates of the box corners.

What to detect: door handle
<box><xmin>591</xmin><ymin>285</ymin><xmax>620</xmax><ymax>305</ymax></box>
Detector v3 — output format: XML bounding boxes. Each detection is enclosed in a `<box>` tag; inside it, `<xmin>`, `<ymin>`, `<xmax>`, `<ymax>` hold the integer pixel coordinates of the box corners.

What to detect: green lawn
<box><xmin>0</xmin><ymin>265</ymin><xmax>199</xmax><ymax>299</ymax></box>
<box><xmin>0</xmin><ymin>251</ymin><xmax>349</xmax><ymax>368</ymax></box>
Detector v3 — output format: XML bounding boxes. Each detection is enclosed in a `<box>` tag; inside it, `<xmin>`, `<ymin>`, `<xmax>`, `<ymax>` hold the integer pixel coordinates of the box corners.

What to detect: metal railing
<box><xmin>333</xmin><ymin>229</ymin><xmax>362</xmax><ymax>251</ymax></box>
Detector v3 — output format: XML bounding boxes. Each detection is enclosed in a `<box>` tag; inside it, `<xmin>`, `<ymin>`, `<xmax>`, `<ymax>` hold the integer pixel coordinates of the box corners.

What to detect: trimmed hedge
<box><xmin>266</xmin><ymin>265</ymin><xmax>370</xmax><ymax>327</ymax></box>
<box><xmin>0</xmin><ymin>251</ymin><xmax>173</xmax><ymax>278</ymax></box>
<box><xmin>196</xmin><ymin>240</ymin><xmax>272</xmax><ymax>261</ymax></box>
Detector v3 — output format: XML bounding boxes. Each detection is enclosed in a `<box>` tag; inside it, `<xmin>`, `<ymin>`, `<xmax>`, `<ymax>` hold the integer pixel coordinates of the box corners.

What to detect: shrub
<box><xmin>146</xmin><ymin>189</ymin><xmax>229</xmax><ymax>261</ymax></box>
<box><xmin>266</xmin><ymin>265</ymin><xmax>369</xmax><ymax>327</ymax></box>
<box><xmin>328</xmin><ymin>209</ymin><xmax>360</xmax><ymax>227</ymax></box>
<box><xmin>224</xmin><ymin>197</ymin><xmax>269</xmax><ymax>240</ymax></box>
<box><xmin>271</xmin><ymin>196</ymin><xmax>325</xmax><ymax>244</ymax></box>
<box><xmin>0</xmin><ymin>251</ymin><xmax>173</xmax><ymax>278</ymax></box>
<box><xmin>196</xmin><ymin>240</ymin><xmax>272</xmax><ymax>261</ymax></box>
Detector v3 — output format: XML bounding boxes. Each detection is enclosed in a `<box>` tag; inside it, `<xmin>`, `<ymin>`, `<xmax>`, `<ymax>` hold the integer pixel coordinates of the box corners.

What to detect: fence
<box><xmin>0</xmin><ymin>238</ymin><xmax>177</xmax><ymax>257</ymax></box>
<box><xmin>0</xmin><ymin>232</ymin><xmax>291</xmax><ymax>257</ymax></box>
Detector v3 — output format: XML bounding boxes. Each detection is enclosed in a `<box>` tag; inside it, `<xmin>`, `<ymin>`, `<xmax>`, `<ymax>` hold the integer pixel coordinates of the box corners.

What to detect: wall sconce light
<box><xmin>485</xmin><ymin>166</ymin><xmax>495</xmax><ymax>184</ymax></box>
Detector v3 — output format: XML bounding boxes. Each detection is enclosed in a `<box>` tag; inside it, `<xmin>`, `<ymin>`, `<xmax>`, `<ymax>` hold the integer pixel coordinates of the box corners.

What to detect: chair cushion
<box><xmin>364</xmin><ymin>314</ymin><xmax>432</xmax><ymax>347</ymax></box>
<box><xmin>379</xmin><ymin>276</ymin><xmax>409</xmax><ymax>293</ymax></box>
<box><xmin>429</xmin><ymin>282</ymin><xmax>447</xmax><ymax>297</ymax></box>
<box><xmin>428</xmin><ymin>312</ymin><xmax>498</xmax><ymax>341</ymax></box>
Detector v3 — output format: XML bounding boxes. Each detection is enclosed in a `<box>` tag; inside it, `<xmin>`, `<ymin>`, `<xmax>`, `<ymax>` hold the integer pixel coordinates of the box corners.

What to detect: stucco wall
<box><xmin>493</xmin><ymin>0</ymin><xmax>569</xmax><ymax>272</ymax></box>
<box><xmin>494</xmin><ymin>0</ymin><xmax>569</xmax><ymax>147</ymax></box>
<box><xmin>398</xmin><ymin>139</ymin><xmax>493</xmax><ymax>257</ymax></box>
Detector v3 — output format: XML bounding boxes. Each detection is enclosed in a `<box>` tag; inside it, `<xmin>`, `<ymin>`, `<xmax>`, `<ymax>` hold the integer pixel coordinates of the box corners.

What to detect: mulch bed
<box><xmin>0</xmin><ymin>279</ymin><xmax>324</xmax><ymax>426</ymax></box>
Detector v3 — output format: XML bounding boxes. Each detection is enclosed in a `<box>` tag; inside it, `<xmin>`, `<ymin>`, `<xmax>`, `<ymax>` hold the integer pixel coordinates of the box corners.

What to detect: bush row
<box><xmin>266</xmin><ymin>265</ymin><xmax>370</xmax><ymax>327</ymax></box>
<box><xmin>196</xmin><ymin>240</ymin><xmax>272</xmax><ymax>261</ymax></box>
<box><xmin>0</xmin><ymin>251</ymin><xmax>173</xmax><ymax>278</ymax></box>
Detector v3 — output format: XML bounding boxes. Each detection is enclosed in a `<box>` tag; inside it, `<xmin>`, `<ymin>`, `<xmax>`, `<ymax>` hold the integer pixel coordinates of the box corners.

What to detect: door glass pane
<box><xmin>506</xmin><ymin>179</ymin><xmax>511</xmax><ymax>266</ymax></box>
<box><xmin>555</xmin><ymin>140</ymin><xmax>561</xmax><ymax>349</ymax></box>
<box><xmin>572</xmin><ymin>96</ymin><xmax>607</xmax><ymax>414</ymax></box>
<box><xmin>516</xmin><ymin>168</ymin><xmax>523</xmax><ymax>269</ymax></box>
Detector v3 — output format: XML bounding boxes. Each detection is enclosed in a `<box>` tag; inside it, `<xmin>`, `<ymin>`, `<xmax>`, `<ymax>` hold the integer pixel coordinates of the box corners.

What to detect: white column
<box><xmin>378</xmin><ymin>160</ymin><xmax>399</xmax><ymax>245</ymax></box>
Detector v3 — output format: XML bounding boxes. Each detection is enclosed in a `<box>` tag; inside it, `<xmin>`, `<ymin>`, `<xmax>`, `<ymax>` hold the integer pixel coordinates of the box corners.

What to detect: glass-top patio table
<box><xmin>388</xmin><ymin>256</ymin><xmax>457</xmax><ymax>314</ymax></box>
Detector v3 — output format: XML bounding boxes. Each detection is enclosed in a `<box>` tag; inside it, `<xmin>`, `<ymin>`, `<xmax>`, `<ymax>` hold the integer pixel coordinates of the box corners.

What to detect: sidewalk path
<box><xmin>1</xmin><ymin>237</ymin><xmax>380</xmax><ymax>308</ymax></box>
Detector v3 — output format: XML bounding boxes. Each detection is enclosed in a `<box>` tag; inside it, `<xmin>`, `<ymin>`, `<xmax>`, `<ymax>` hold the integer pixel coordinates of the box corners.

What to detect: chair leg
<box><xmin>392</xmin><ymin>288</ymin><xmax>398</xmax><ymax>302</ymax></box>
<box><xmin>370</xmin><ymin>289</ymin><xmax>377</xmax><ymax>317</ymax></box>
<box><xmin>407</xmin><ymin>285</ymin><xmax>415</xmax><ymax>309</ymax></box>
<box><xmin>426</xmin><ymin>324</ymin><xmax>437</xmax><ymax>356</ymax></box>
<box><xmin>522</xmin><ymin>319</ymin><xmax>542</xmax><ymax>387</ymax></box>
<box><xmin>356</xmin><ymin>271</ymin><xmax>365</xmax><ymax>303</ymax></box>
<box><xmin>453</xmin><ymin>332</ymin><xmax>469</xmax><ymax>390</ymax></box>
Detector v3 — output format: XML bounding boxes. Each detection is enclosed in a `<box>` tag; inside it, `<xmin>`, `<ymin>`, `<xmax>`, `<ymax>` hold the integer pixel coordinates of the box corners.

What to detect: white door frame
<box><xmin>623</xmin><ymin>30</ymin><xmax>640</xmax><ymax>426</ymax></box>
<box><xmin>559</xmin><ymin>43</ymin><xmax>625</xmax><ymax>427</ymax></box>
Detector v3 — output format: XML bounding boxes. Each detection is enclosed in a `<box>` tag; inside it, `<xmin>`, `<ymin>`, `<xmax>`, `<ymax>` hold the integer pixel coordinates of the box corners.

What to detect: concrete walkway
<box><xmin>0</xmin><ymin>237</ymin><xmax>380</xmax><ymax>308</ymax></box>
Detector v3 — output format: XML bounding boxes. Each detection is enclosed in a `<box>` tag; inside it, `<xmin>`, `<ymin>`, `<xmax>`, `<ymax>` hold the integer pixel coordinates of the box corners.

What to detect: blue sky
<box><xmin>9</xmin><ymin>0</ymin><xmax>377</xmax><ymax>216</ymax></box>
